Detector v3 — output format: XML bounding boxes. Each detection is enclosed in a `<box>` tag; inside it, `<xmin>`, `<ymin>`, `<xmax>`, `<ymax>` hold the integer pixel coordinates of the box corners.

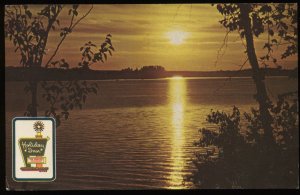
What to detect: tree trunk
<box><xmin>29</xmin><ymin>81</ymin><xmax>38</xmax><ymax>117</ymax></box>
<box><xmin>21</xmin><ymin>81</ymin><xmax>37</xmax><ymax>190</ymax></box>
<box><xmin>239</xmin><ymin>4</ymin><xmax>273</xmax><ymax>144</ymax></box>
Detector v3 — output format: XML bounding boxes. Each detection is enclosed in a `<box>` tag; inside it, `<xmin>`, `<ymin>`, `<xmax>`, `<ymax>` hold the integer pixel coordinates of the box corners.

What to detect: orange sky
<box><xmin>5</xmin><ymin>4</ymin><xmax>298</xmax><ymax>71</ymax></box>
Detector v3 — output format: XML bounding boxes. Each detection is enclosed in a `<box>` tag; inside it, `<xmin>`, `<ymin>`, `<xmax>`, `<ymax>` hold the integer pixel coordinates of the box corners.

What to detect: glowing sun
<box><xmin>167</xmin><ymin>31</ymin><xmax>188</xmax><ymax>45</ymax></box>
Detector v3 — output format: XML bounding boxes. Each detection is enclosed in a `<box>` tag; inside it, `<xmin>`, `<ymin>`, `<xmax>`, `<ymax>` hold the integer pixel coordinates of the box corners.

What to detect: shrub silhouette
<box><xmin>187</xmin><ymin>92</ymin><xmax>298</xmax><ymax>188</ymax></box>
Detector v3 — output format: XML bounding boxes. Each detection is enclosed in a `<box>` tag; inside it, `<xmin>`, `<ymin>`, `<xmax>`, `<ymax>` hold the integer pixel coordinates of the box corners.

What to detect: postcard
<box><xmin>5</xmin><ymin>3</ymin><xmax>298</xmax><ymax>190</ymax></box>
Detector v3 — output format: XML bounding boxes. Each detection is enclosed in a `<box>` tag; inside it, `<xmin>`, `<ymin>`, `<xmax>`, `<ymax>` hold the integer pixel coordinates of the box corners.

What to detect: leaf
<box><xmin>25</xmin><ymin>10</ymin><xmax>32</xmax><ymax>18</ymax></box>
<box><xmin>109</xmin><ymin>46</ymin><xmax>115</xmax><ymax>51</ymax></box>
<box><xmin>91</xmin><ymin>88</ymin><xmax>97</xmax><ymax>94</ymax></box>
<box><xmin>271</xmin><ymin>39</ymin><xmax>278</xmax><ymax>44</ymax></box>
<box><xmin>217</xmin><ymin>4</ymin><xmax>223</xmax><ymax>13</ymax></box>
<box><xmin>56</xmin><ymin>117</ymin><xmax>61</xmax><ymax>127</ymax></box>
<box><xmin>280</xmin><ymin>22</ymin><xmax>288</xmax><ymax>30</ymax></box>
<box><xmin>62</xmin><ymin>111</ymin><xmax>69</xmax><ymax>120</ymax></box>
<box><xmin>105</xmin><ymin>38</ymin><xmax>112</xmax><ymax>45</ymax></box>
<box><xmin>73</xmin><ymin>10</ymin><xmax>78</xmax><ymax>16</ymax></box>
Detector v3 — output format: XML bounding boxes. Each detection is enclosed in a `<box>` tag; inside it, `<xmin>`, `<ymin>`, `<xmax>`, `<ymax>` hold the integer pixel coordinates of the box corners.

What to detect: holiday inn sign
<box><xmin>13</xmin><ymin>118</ymin><xmax>56</xmax><ymax>181</ymax></box>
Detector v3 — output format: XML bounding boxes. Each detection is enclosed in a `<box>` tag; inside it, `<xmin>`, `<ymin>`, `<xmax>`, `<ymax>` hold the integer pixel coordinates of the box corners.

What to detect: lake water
<box><xmin>5</xmin><ymin>77</ymin><xmax>298</xmax><ymax>190</ymax></box>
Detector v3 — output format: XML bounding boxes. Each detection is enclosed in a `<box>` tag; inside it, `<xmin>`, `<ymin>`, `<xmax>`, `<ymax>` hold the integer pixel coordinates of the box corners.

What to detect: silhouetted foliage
<box><xmin>187</xmin><ymin>92</ymin><xmax>298</xmax><ymax>188</ymax></box>
<box><xmin>5</xmin><ymin>5</ymin><xmax>114</xmax><ymax>126</ymax></box>
<box><xmin>215</xmin><ymin>3</ymin><xmax>297</xmax><ymax>67</ymax></box>
<box><xmin>79</xmin><ymin>34</ymin><xmax>114</xmax><ymax>70</ymax></box>
<box><xmin>213</xmin><ymin>3</ymin><xmax>298</xmax><ymax>144</ymax></box>
<box><xmin>39</xmin><ymin>80</ymin><xmax>99</xmax><ymax>127</ymax></box>
<box><xmin>188</xmin><ymin>3</ymin><xmax>298</xmax><ymax>188</ymax></box>
<box><xmin>121</xmin><ymin>65</ymin><xmax>166</xmax><ymax>73</ymax></box>
<box><xmin>140</xmin><ymin>65</ymin><xmax>166</xmax><ymax>72</ymax></box>
<box><xmin>121</xmin><ymin>67</ymin><xmax>134</xmax><ymax>72</ymax></box>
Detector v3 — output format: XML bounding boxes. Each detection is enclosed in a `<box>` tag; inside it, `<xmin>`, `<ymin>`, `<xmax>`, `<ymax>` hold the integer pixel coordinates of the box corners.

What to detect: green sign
<box><xmin>18</xmin><ymin>138</ymin><xmax>48</xmax><ymax>167</ymax></box>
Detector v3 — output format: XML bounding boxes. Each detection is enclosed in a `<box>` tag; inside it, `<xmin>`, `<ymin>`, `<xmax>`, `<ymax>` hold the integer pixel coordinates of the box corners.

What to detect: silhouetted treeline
<box><xmin>121</xmin><ymin>65</ymin><xmax>166</xmax><ymax>73</ymax></box>
<box><xmin>5</xmin><ymin>66</ymin><xmax>297</xmax><ymax>81</ymax></box>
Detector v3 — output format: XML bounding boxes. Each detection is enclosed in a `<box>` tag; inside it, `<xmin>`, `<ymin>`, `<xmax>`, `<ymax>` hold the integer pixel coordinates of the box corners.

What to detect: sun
<box><xmin>167</xmin><ymin>31</ymin><xmax>188</xmax><ymax>45</ymax></box>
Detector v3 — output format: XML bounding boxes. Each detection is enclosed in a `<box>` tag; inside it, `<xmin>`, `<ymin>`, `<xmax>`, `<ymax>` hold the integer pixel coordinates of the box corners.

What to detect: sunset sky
<box><xmin>5</xmin><ymin>4</ymin><xmax>297</xmax><ymax>71</ymax></box>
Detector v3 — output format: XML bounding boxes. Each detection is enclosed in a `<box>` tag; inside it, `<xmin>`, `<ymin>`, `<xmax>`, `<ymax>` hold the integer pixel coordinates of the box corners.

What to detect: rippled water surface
<box><xmin>5</xmin><ymin>77</ymin><xmax>297</xmax><ymax>189</ymax></box>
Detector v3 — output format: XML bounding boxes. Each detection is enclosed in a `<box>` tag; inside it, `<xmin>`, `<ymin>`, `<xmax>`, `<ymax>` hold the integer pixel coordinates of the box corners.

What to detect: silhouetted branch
<box><xmin>44</xmin><ymin>5</ymin><xmax>93</xmax><ymax>68</ymax></box>
<box><xmin>213</xmin><ymin>57</ymin><xmax>249</xmax><ymax>94</ymax></box>
<box><xmin>70</xmin><ymin>5</ymin><xmax>93</xmax><ymax>31</ymax></box>
<box><xmin>214</xmin><ymin>30</ymin><xmax>230</xmax><ymax>67</ymax></box>
<box><xmin>36</xmin><ymin>6</ymin><xmax>64</xmax><ymax>67</ymax></box>
<box><xmin>171</xmin><ymin>4</ymin><xmax>182</xmax><ymax>24</ymax></box>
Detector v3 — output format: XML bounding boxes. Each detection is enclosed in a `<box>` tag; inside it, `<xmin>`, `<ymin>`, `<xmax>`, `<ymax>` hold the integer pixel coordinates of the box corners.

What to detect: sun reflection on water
<box><xmin>168</xmin><ymin>76</ymin><xmax>187</xmax><ymax>189</ymax></box>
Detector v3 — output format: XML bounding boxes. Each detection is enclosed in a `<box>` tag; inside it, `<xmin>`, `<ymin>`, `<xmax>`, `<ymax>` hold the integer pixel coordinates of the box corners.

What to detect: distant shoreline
<box><xmin>5</xmin><ymin>67</ymin><xmax>297</xmax><ymax>81</ymax></box>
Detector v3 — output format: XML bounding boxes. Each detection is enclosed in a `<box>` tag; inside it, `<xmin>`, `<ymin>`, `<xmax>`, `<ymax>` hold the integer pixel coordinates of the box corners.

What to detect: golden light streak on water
<box><xmin>167</xmin><ymin>76</ymin><xmax>187</xmax><ymax>189</ymax></box>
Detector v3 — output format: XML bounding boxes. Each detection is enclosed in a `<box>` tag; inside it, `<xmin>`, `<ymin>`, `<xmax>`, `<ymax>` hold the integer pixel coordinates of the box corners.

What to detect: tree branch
<box><xmin>213</xmin><ymin>57</ymin><xmax>249</xmax><ymax>94</ymax></box>
<box><xmin>44</xmin><ymin>5</ymin><xmax>93</xmax><ymax>68</ymax></box>
<box><xmin>214</xmin><ymin>30</ymin><xmax>230</xmax><ymax>67</ymax></box>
